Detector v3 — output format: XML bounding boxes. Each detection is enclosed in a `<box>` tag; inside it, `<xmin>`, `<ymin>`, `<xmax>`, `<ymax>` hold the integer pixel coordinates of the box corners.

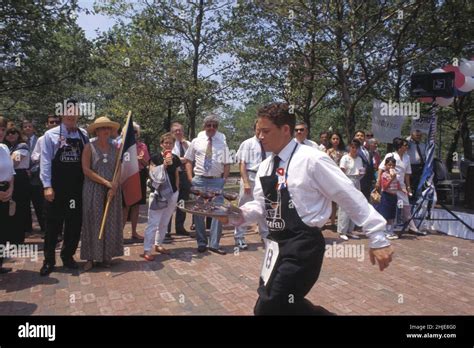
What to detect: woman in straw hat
<box><xmin>80</xmin><ymin>116</ymin><xmax>123</xmax><ymax>271</ymax></box>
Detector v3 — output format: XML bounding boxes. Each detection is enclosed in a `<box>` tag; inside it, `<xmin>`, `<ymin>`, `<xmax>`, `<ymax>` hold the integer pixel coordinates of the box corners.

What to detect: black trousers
<box><xmin>12</xmin><ymin>170</ymin><xmax>30</xmax><ymax>240</ymax></box>
<box><xmin>254</xmin><ymin>229</ymin><xmax>326</xmax><ymax>315</ymax></box>
<box><xmin>0</xmin><ymin>200</ymin><xmax>17</xmax><ymax>269</ymax></box>
<box><xmin>29</xmin><ymin>183</ymin><xmax>45</xmax><ymax>231</ymax></box>
<box><xmin>43</xmin><ymin>188</ymin><xmax>82</xmax><ymax>265</ymax></box>
<box><xmin>168</xmin><ymin>171</ymin><xmax>190</xmax><ymax>233</ymax></box>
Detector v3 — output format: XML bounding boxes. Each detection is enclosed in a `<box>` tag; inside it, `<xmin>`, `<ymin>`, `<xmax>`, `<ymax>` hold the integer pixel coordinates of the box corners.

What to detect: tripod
<box><xmin>402</xmin><ymin>182</ymin><xmax>473</xmax><ymax>234</ymax></box>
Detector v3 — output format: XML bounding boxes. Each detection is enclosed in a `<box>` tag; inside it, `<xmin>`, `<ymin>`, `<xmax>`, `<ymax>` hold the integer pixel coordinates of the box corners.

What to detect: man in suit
<box><xmin>354</xmin><ymin>130</ymin><xmax>374</xmax><ymax>200</ymax></box>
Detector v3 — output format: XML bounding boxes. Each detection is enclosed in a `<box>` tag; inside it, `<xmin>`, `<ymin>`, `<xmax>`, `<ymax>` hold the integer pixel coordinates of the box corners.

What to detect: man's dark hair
<box><xmin>257</xmin><ymin>102</ymin><xmax>295</xmax><ymax>133</ymax></box>
<box><xmin>350</xmin><ymin>138</ymin><xmax>362</xmax><ymax>148</ymax></box>
<box><xmin>354</xmin><ymin>130</ymin><xmax>365</xmax><ymax>136</ymax></box>
<box><xmin>392</xmin><ymin>137</ymin><xmax>408</xmax><ymax>151</ymax></box>
<box><xmin>0</xmin><ymin>116</ymin><xmax>7</xmax><ymax>128</ymax></box>
<box><xmin>319</xmin><ymin>131</ymin><xmax>329</xmax><ymax>137</ymax></box>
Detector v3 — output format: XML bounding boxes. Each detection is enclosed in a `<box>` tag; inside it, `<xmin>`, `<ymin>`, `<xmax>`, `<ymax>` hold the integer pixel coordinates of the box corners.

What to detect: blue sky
<box><xmin>77</xmin><ymin>0</ymin><xmax>119</xmax><ymax>39</ymax></box>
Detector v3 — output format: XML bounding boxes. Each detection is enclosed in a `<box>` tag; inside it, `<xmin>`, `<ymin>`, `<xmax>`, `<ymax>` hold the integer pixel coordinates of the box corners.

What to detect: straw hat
<box><xmin>87</xmin><ymin>116</ymin><xmax>120</xmax><ymax>134</ymax></box>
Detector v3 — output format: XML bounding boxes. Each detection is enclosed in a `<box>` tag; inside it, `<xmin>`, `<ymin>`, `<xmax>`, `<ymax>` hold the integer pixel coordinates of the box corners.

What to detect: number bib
<box><xmin>260</xmin><ymin>238</ymin><xmax>280</xmax><ymax>285</ymax></box>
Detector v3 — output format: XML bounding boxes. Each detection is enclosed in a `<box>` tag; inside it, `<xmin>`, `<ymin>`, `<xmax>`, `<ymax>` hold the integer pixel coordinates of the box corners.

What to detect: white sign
<box><xmin>411</xmin><ymin>116</ymin><xmax>431</xmax><ymax>134</ymax></box>
<box><xmin>372</xmin><ymin>99</ymin><xmax>407</xmax><ymax>143</ymax></box>
<box><xmin>260</xmin><ymin>239</ymin><xmax>279</xmax><ymax>285</ymax></box>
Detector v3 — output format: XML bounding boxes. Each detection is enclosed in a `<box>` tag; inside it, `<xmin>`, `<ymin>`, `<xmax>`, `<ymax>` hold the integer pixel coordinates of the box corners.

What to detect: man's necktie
<box><xmin>272</xmin><ymin>155</ymin><xmax>281</xmax><ymax>177</ymax></box>
<box><xmin>179</xmin><ymin>141</ymin><xmax>186</xmax><ymax>170</ymax></box>
<box><xmin>259</xmin><ymin>141</ymin><xmax>266</xmax><ymax>161</ymax></box>
<box><xmin>415</xmin><ymin>142</ymin><xmax>425</xmax><ymax>166</ymax></box>
<box><xmin>204</xmin><ymin>137</ymin><xmax>213</xmax><ymax>172</ymax></box>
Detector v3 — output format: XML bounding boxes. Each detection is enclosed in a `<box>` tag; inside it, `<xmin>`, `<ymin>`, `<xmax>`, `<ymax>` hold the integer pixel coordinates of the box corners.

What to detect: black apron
<box><xmin>254</xmin><ymin>144</ymin><xmax>327</xmax><ymax>315</ymax></box>
<box><xmin>47</xmin><ymin>129</ymin><xmax>86</xmax><ymax>220</ymax></box>
<box><xmin>43</xmin><ymin>128</ymin><xmax>86</xmax><ymax>264</ymax></box>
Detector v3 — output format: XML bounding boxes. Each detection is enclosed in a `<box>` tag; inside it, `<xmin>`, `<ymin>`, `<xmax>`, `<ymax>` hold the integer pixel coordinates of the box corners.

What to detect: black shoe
<box><xmin>62</xmin><ymin>259</ymin><xmax>79</xmax><ymax>269</ymax></box>
<box><xmin>0</xmin><ymin>267</ymin><xmax>12</xmax><ymax>274</ymax></box>
<box><xmin>176</xmin><ymin>229</ymin><xmax>190</xmax><ymax>236</ymax></box>
<box><xmin>209</xmin><ymin>247</ymin><xmax>227</xmax><ymax>255</ymax></box>
<box><xmin>40</xmin><ymin>263</ymin><xmax>55</xmax><ymax>276</ymax></box>
<box><xmin>197</xmin><ymin>246</ymin><xmax>207</xmax><ymax>253</ymax></box>
<box><xmin>190</xmin><ymin>224</ymin><xmax>196</xmax><ymax>231</ymax></box>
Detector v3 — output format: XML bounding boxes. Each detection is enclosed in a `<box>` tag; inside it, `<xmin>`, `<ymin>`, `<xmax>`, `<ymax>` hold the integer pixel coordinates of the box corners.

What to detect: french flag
<box><xmin>120</xmin><ymin>114</ymin><xmax>142</xmax><ymax>206</ymax></box>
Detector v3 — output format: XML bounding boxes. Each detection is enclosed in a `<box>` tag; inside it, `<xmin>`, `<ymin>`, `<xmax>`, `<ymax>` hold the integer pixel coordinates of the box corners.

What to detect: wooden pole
<box><xmin>99</xmin><ymin>111</ymin><xmax>132</xmax><ymax>240</ymax></box>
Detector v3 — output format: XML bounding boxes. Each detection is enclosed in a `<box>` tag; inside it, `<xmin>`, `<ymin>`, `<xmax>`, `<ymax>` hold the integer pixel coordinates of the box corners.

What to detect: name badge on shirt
<box><xmin>260</xmin><ymin>238</ymin><xmax>279</xmax><ymax>285</ymax></box>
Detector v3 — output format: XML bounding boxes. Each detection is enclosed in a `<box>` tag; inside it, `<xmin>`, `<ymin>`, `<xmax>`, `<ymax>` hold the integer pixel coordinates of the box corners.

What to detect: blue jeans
<box><xmin>191</xmin><ymin>176</ymin><xmax>225</xmax><ymax>249</ymax></box>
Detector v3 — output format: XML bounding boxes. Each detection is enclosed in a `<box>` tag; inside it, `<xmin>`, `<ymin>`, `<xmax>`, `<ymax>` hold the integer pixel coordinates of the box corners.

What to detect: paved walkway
<box><xmin>0</xmin><ymin>207</ymin><xmax>473</xmax><ymax>315</ymax></box>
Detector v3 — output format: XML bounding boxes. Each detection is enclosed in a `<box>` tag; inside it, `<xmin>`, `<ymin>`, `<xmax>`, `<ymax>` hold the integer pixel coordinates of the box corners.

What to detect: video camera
<box><xmin>410</xmin><ymin>72</ymin><xmax>455</xmax><ymax>98</ymax></box>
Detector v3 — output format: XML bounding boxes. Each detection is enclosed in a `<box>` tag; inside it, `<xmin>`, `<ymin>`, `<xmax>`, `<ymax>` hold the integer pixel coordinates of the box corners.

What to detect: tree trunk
<box><xmin>189</xmin><ymin>0</ymin><xmax>204</xmax><ymax>139</ymax></box>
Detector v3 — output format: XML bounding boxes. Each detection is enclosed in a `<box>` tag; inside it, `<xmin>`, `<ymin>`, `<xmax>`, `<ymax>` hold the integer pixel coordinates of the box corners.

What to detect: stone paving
<box><xmin>0</xmin><ymin>207</ymin><xmax>473</xmax><ymax>315</ymax></box>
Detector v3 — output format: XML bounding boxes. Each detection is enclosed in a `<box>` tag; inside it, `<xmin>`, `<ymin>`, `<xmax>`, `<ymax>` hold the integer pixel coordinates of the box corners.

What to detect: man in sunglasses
<box><xmin>184</xmin><ymin>115</ymin><xmax>233</xmax><ymax>255</ymax></box>
<box><xmin>294</xmin><ymin>121</ymin><xmax>324</xmax><ymax>151</ymax></box>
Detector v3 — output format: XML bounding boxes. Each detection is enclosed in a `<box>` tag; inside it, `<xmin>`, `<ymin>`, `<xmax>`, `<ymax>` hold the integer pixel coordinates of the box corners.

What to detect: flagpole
<box><xmin>99</xmin><ymin>111</ymin><xmax>132</xmax><ymax>240</ymax></box>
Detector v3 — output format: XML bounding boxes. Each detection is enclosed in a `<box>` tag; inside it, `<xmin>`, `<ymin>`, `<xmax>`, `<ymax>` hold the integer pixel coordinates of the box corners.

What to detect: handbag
<box><xmin>370</xmin><ymin>188</ymin><xmax>381</xmax><ymax>205</ymax></box>
<box><xmin>149</xmin><ymin>166</ymin><xmax>174</xmax><ymax>210</ymax></box>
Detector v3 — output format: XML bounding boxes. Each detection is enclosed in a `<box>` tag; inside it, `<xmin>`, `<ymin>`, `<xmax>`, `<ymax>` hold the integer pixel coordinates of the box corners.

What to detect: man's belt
<box><xmin>198</xmin><ymin>175</ymin><xmax>223</xmax><ymax>179</ymax></box>
<box><xmin>247</xmin><ymin>169</ymin><xmax>257</xmax><ymax>173</ymax></box>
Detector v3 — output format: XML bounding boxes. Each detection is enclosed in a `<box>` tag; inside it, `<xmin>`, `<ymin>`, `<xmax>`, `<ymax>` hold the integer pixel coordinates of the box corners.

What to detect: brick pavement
<box><xmin>0</xmin><ymin>207</ymin><xmax>473</xmax><ymax>315</ymax></box>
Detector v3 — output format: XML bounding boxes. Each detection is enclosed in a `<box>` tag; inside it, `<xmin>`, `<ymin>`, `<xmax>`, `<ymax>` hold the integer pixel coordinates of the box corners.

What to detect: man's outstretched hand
<box><xmin>369</xmin><ymin>245</ymin><xmax>394</xmax><ymax>271</ymax></box>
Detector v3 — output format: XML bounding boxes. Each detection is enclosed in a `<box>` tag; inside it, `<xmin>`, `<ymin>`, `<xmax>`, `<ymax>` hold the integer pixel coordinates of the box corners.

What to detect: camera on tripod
<box><xmin>410</xmin><ymin>72</ymin><xmax>455</xmax><ymax>98</ymax></box>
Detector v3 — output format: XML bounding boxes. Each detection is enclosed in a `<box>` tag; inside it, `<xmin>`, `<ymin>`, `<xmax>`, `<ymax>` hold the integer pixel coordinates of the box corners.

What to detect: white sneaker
<box><xmin>386</xmin><ymin>233</ymin><xmax>399</xmax><ymax>240</ymax></box>
<box><xmin>340</xmin><ymin>234</ymin><xmax>349</xmax><ymax>241</ymax></box>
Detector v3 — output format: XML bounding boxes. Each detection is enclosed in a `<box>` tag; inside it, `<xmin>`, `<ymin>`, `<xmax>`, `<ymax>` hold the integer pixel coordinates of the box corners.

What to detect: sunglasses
<box><xmin>366</xmin><ymin>134</ymin><xmax>373</xmax><ymax>137</ymax></box>
<box><xmin>48</xmin><ymin>120</ymin><xmax>60</xmax><ymax>125</ymax></box>
<box><xmin>295</xmin><ymin>128</ymin><xmax>306</xmax><ymax>133</ymax></box>
<box><xmin>205</xmin><ymin>123</ymin><xmax>218</xmax><ymax>128</ymax></box>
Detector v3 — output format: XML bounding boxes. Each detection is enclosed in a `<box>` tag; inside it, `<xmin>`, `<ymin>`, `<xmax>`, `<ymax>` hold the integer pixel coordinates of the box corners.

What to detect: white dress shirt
<box><xmin>0</xmin><ymin>144</ymin><xmax>15</xmax><ymax>182</ymax></box>
<box><xmin>172</xmin><ymin>138</ymin><xmax>191</xmax><ymax>172</ymax></box>
<box><xmin>379</xmin><ymin>152</ymin><xmax>412</xmax><ymax>190</ymax></box>
<box><xmin>295</xmin><ymin>138</ymin><xmax>317</xmax><ymax>148</ymax></box>
<box><xmin>238</xmin><ymin>139</ymin><xmax>389</xmax><ymax>249</ymax></box>
<box><xmin>406</xmin><ymin>137</ymin><xmax>427</xmax><ymax>165</ymax></box>
<box><xmin>31</xmin><ymin>135</ymin><xmax>44</xmax><ymax>163</ymax></box>
<box><xmin>184</xmin><ymin>133</ymin><xmax>233</xmax><ymax>177</ymax></box>
<box><xmin>236</xmin><ymin>136</ymin><xmax>271</xmax><ymax>172</ymax></box>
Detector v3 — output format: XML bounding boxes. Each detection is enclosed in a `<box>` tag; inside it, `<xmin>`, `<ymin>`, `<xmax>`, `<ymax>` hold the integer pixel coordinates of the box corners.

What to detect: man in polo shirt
<box><xmin>184</xmin><ymin>115</ymin><xmax>233</xmax><ymax>254</ymax></box>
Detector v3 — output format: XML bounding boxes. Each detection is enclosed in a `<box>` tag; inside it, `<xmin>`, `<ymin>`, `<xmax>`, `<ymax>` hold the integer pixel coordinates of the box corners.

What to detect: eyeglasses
<box><xmin>295</xmin><ymin>128</ymin><xmax>305</xmax><ymax>133</ymax></box>
<box><xmin>366</xmin><ymin>134</ymin><xmax>373</xmax><ymax>137</ymax></box>
<box><xmin>205</xmin><ymin>123</ymin><xmax>218</xmax><ymax>128</ymax></box>
<box><xmin>48</xmin><ymin>120</ymin><xmax>60</xmax><ymax>125</ymax></box>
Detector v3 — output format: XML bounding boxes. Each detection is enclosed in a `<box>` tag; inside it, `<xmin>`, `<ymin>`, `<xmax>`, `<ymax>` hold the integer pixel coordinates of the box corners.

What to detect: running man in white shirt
<box><xmin>218</xmin><ymin>102</ymin><xmax>393</xmax><ymax>315</ymax></box>
<box><xmin>234</xmin><ymin>122</ymin><xmax>270</xmax><ymax>250</ymax></box>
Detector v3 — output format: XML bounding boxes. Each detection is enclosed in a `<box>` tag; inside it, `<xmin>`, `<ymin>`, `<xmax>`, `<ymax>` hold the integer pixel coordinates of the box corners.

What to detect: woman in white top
<box><xmin>377</xmin><ymin>137</ymin><xmax>421</xmax><ymax>235</ymax></box>
<box><xmin>4</xmin><ymin>127</ymin><xmax>31</xmax><ymax>240</ymax></box>
<box><xmin>0</xmin><ymin>117</ymin><xmax>16</xmax><ymax>274</ymax></box>
<box><xmin>337</xmin><ymin>139</ymin><xmax>365</xmax><ymax>240</ymax></box>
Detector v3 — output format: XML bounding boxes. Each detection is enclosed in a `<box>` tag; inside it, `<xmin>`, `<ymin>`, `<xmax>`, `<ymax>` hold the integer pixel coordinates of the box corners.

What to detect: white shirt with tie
<box><xmin>238</xmin><ymin>139</ymin><xmax>390</xmax><ymax>249</ymax></box>
<box><xmin>184</xmin><ymin>133</ymin><xmax>233</xmax><ymax>177</ymax></box>
<box><xmin>236</xmin><ymin>136</ymin><xmax>271</xmax><ymax>172</ymax></box>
